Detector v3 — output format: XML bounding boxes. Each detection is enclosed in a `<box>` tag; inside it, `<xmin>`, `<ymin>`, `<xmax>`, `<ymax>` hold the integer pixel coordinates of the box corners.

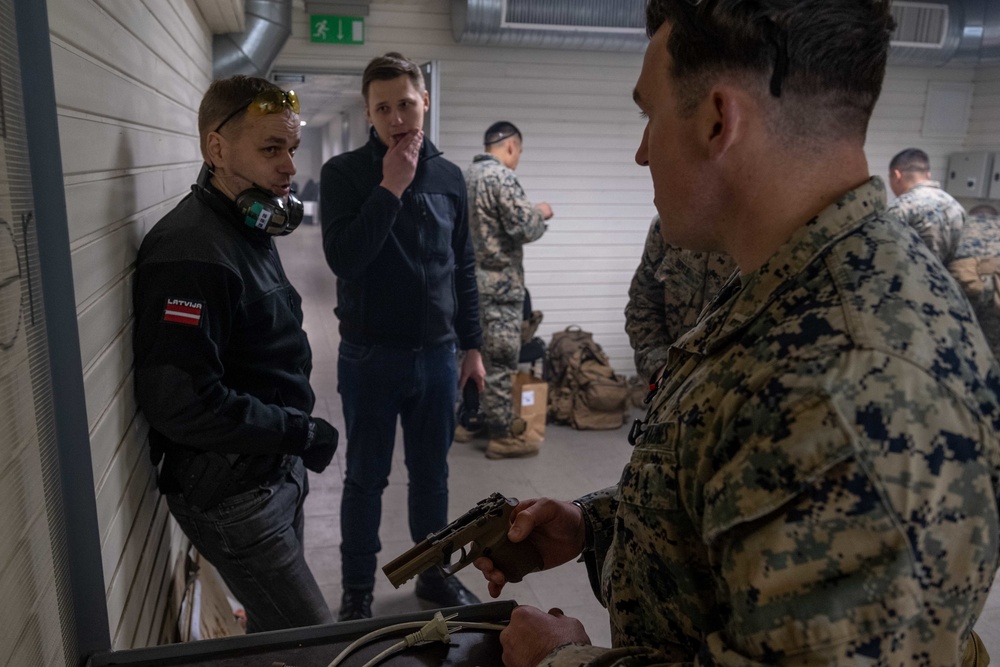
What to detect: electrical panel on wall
<box><xmin>945</xmin><ymin>152</ymin><xmax>993</xmax><ymax>200</ymax></box>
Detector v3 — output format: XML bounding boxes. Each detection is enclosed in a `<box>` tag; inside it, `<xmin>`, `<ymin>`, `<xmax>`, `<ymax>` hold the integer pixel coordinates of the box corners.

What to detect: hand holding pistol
<box><xmin>382</xmin><ymin>493</ymin><xmax>544</xmax><ymax>588</ymax></box>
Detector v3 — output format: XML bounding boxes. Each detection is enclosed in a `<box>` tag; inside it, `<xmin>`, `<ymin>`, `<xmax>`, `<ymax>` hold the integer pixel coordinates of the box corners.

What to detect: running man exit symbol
<box><xmin>310</xmin><ymin>15</ymin><xmax>364</xmax><ymax>44</ymax></box>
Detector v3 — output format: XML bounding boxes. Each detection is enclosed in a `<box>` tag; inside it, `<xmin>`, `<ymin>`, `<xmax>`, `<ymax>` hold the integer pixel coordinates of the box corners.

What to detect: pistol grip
<box><xmin>483</xmin><ymin>538</ymin><xmax>544</xmax><ymax>584</ymax></box>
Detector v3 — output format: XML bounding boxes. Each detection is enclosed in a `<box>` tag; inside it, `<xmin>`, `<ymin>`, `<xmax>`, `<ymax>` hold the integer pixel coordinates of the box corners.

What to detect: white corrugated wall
<box><xmin>46</xmin><ymin>0</ymin><xmax>209</xmax><ymax>649</ymax></box>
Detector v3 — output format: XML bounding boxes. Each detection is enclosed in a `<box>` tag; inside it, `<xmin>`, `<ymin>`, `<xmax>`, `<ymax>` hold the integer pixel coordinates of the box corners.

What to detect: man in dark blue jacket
<box><xmin>320</xmin><ymin>52</ymin><xmax>486</xmax><ymax>621</ymax></box>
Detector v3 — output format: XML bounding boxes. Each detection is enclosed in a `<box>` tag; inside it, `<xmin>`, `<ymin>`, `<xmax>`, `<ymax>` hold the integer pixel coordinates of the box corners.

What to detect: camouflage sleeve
<box><xmin>888</xmin><ymin>193</ymin><xmax>965</xmax><ymax>264</ymax></box>
<box><xmin>573</xmin><ymin>485</ymin><xmax>619</xmax><ymax>605</ymax></box>
<box><xmin>625</xmin><ymin>218</ymin><xmax>670</xmax><ymax>379</ymax></box>
<box><xmin>544</xmin><ymin>354</ymin><xmax>995</xmax><ymax>666</ymax></box>
<box><xmin>496</xmin><ymin>170</ymin><xmax>547</xmax><ymax>245</ymax></box>
<box><xmin>889</xmin><ymin>200</ymin><xmax>943</xmax><ymax>261</ymax></box>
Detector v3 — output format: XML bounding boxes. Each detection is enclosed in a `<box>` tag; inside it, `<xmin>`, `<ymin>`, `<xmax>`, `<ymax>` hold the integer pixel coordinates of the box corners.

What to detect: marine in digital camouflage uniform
<box><xmin>563</xmin><ymin>179</ymin><xmax>1000</xmax><ymax>666</ymax></box>
<box><xmin>887</xmin><ymin>148</ymin><xmax>967</xmax><ymax>265</ymax></box>
<box><xmin>474</xmin><ymin>2</ymin><xmax>999</xmax><ymax>665</ymax></box>
<box><xmin>949</xmin><ymin>212</ymin><xmax>1000</xmax><ymax>359</ymax></box>
<box><xmin>624</xmin><ymin>215</ymin><xmax>737</xmax><ymax>380</ymax></box>
<box><xmin>465</xmin><ymin>121</ymin><xmax>552</xmax><ymax>458</ymax></box>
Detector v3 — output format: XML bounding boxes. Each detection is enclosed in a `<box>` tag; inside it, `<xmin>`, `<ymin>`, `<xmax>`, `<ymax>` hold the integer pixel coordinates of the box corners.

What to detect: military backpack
<box><xmin>948</xmin><ymin>214</ymin><xmax>1000</xmax><ymax>359</ymax></box>
<box><xmin>546</xmin><ymin>326</ymin><xmax>629</xmax><ymax>430</ymax></box>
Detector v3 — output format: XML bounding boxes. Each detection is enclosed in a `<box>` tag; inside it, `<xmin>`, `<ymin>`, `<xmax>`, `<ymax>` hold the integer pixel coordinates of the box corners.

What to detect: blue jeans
<box><xmin>338</xmin><ymin>340</ymin><xmax>457</xmax><ymax>590</ymax></box>
<box><xmin>166</xmin><ymin>458</ymin><xmax>332</xmax><ymax>632</ymax></box>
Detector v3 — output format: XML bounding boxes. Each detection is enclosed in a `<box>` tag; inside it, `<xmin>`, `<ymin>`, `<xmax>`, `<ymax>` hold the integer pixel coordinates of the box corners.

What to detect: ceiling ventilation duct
<box><xmin>889</xmin><ymin>0</ymin><xmax>1000</xmax><ymax>65</ymax></box>
<box><xmin>214</xmin><ymin>0</ymin><xmax>293</xmax><ymax>80</ymax></box>
<box><xmin>452</xmin><ymin>0</ymin><xmax>648</xmax><ymax>52</ymax></box>
<box><xmin>452</xmin><ymin>0</ymin><xmax>1000</xmax><ymax>64</ymax></box>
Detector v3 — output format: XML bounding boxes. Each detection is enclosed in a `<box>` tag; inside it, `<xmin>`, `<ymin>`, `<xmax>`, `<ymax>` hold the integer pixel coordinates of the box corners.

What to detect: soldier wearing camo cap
<box><xmin>625</xmin><ymin>214</ymin><xmax>737</xmax><ymax>380</ymax></box>
<box><xmin>887</xmin><ymin>147</ymin><xmax>967</xmax><ymax>265</ymax></box>
<box><xmin>473</xmin><ymin>1</ymin><xmax>999</xmax><ymax>665</ymax></box>
<box><xmin>462</xmin><ymin>121</ymin><xmax>553</xmax><ymax>459</ymax></box>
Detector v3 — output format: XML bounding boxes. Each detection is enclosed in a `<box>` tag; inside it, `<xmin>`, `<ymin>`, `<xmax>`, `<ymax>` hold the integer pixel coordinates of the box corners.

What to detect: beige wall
<box><xmin>47</xmin><ymin>0</ymin><xmax>211</xmax><ymax>649</ymax></box>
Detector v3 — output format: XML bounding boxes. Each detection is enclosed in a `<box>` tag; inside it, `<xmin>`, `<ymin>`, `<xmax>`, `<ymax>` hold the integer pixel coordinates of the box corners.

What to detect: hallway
<box><xmin>278</xmin><ymin>220</ymin><xmax>1000</xmax><ymax>655</ymax></box>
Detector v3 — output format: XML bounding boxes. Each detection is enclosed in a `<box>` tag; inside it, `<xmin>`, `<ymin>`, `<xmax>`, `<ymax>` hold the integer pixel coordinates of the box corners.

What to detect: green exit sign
<box><xmin>310</xmin><ymin>15</ymin><xmax>365</xmax><ymax>44</ymax></box>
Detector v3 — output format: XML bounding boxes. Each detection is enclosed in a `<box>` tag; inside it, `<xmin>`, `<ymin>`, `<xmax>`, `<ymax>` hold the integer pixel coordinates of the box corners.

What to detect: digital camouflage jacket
<box><xmin>949</xmin><ymin>213</ymin><xmax>1000</xmax><ymax>360</ymax></box>
<box><xmin>465</xmin><ymin>153</ymin><xmax>547</xmax><ymax>303</ymax></box>
<box><xmin>624</xmin><ymin>216</ymin><xmax>737</xmax><ymax>379</ymax></box>
<box><xmin>557</xmin><ymin>179</ymin><xmax>1000</xmax><ymax>666</ymax></box>
<box><xmin>887</xmin><ymin>180</ymin><xmax>966</xmax><ymax>265</ymax></box>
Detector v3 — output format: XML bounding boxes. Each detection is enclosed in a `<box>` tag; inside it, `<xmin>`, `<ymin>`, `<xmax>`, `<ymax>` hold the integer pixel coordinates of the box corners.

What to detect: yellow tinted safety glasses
<box><xmin>214</xmin><ymin>89</ymin><xmax>300</xmax><ymax>133</ymax></box>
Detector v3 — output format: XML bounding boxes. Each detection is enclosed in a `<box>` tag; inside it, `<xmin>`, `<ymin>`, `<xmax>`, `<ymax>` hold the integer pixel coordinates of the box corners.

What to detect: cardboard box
<box><xmin>512</xmin><ymin>372</ymin><xmax>547</xmax><ymax>445</ymax></box>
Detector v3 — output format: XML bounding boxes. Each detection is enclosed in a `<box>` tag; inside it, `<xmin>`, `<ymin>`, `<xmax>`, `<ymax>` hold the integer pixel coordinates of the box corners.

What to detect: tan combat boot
<box><xmin>485</xmin><ymin>434</ymin><xmax>539</xmax><ymax>460</ymax></box>
<box><xmin>454</xmin><ymin>424</ymin><xmax>478</xmax><ymax>443</ymax></box>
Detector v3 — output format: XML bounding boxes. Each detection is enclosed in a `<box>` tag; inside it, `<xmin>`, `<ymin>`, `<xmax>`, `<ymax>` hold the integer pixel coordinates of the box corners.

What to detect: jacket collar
<box><xmin>675</xmin><ymin>177</ymin><xmax>888</xmax><ymax>356</ymax></box>
<box><xmin>908</xmin><ymin>180</ymin><xmax>943</xmax><ymax>193</ymax></box>
<box><xmin>368</xmin><ymin>126</ymin><xmax>443</xmax><ymax>163</ymax></box>
<box><xmin>193</xmin><ymin>180</ymin><xmax>273</xmax><ymax>246</ymax></box>
<box><xmin>473</xmin><ymin>153</ymin><xmax>501</xmax><ymax>165</ymax></box>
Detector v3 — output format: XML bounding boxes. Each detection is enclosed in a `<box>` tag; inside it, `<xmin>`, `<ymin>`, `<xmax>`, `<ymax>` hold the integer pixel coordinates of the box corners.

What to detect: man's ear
<box><xmin>703</xmin><ymin>86</ymin><xmax>744</xmax><ymax>161</ymax></box>
<box><xmin>205</xmin><ymin>131</ymin><xmax>226</xmax><ymax>171</ymax></box>
<box><xmin>422</xmin><ymin>89</ymin><xmax>430</xmax><ymax>112</ymax></box>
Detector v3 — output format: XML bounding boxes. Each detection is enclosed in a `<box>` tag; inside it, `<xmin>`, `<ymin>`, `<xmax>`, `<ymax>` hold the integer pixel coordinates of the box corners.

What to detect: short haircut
<box><xmin>484</xmin><ymin>121</ymin><xmax>522</xmax><ymax>147</ymax></box>
<box><xmin>198</xmin><ymin>75</ymin><xmax>280</xmax><ymax>158</ymax></box>
<box><xmin>362</xmin><ymin>52</ymin><xmax>425</xmax><ymax>100</ymax></box>
<box><xmin>645</xmin><ymin>0</ymin><xmax>895</xmax><ymax>142</ymax></box>
<box><xmin>889</xmin><ymin>148</ymin><xmax>931</xmax><ymax>174</ymax></box>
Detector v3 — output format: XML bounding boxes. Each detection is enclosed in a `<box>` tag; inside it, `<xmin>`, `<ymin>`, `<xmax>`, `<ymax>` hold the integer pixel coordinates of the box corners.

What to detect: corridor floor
<box><xmin>278</xmin><ymin>221</ymin><xmax>1000</xmax><ymax>655</ymax></box>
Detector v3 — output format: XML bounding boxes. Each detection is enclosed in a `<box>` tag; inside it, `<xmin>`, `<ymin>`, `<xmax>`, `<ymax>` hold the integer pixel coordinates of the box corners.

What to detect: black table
<box><xmin>86</xmin><ymin>601</ymin><xmax>515</xmax><ymax>667</ymax></box>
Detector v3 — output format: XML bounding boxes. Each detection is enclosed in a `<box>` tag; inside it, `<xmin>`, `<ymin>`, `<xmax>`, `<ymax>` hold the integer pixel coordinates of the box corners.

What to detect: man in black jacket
<box><xmin>320</xmin><ymin>52</ymin><xmax>486</xmax><ymax>620</ymax></box>
<box><xmin>133</xmin><ymin>75</ymin><xmax>338</xmax><ymax>633</ymax></box>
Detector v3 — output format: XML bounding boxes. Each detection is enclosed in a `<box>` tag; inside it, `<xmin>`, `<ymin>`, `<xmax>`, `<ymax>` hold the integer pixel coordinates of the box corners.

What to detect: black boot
<box><xmin>338</xmin><ymin>588</ymin><xmax>373</xmax><ymax>621</ymax></box>
<box><xmin>415</xmin><ymin>569</ymin><xmax>481</xmax><ymax>607</ymax></box>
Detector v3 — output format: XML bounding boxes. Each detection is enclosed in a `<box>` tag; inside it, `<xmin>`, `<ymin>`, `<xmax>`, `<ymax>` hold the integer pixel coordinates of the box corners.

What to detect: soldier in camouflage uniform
<box><xmin>887</xmin><ymin>147</ymin><xmax>967</xmax><ymax>265</ymax></box>
<box><xmin>464</xmin><ymin>121</ymin><xmax>553</xmax><ymax>459</ymax></box>
<box><xmin>474</xmin><ymin>2</ymin><xmax>999</xmax><ymax>666</ymax></box>
<box><xmin>625</xmin><ymin>215</ymin><xmax>737</xmax><ymax>380</ymax></box>
<box><xmin>949</xmin><ymin>210</ymin><xmax>1000</xmax><ymax>359</ymax></box>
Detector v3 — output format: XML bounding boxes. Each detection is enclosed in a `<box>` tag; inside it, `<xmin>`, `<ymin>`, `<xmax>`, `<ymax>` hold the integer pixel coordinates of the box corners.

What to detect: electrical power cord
<box><xmin>326</xmin><ymin>611</ymin><xmax>507</xmax><ymax>667</ymax></box>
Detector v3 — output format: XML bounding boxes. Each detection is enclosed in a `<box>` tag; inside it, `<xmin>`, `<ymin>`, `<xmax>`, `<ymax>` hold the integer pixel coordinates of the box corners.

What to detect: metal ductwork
<box><xmin>889</xmin><ymin>0</ymin><xmax>1000</xmax><ymax>66</ymax></box>
<box><xmin>213</xmin><ymin>0</ymin><xmax>292</xmax><ymax>80</ymax></box>
<box><xmin>451</xmin><ymin>0</ymin><xmax>1000</xmax><ymax>64</ymax></box>
<box><xmin>452</xmin><ymin>0</ymin><xmax>648</xmax><ymax>52</ymax></box>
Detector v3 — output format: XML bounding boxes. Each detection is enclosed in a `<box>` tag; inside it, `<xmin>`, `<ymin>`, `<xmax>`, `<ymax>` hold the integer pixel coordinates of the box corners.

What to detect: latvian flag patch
<box><xmin>163</xmin><ymin>298</ymin><xmax>204</xmax><ymax>326</ymax></box>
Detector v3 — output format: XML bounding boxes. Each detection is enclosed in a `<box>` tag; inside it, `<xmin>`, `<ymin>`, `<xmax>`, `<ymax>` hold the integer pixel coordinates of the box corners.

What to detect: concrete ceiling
<box><xmin>272</xmin><ymin>72</ymin><xmax>364</xmax><ymax>128</ymax></box>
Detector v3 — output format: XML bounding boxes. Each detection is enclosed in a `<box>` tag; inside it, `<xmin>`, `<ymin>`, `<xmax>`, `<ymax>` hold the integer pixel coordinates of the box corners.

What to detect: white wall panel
<box><xmin>966</xmin><ymin>65</ymin><xmax>1000</xmax><ymax>151</ymax></box>
<box><xmin>59</xmin><ymin>115</ymin><xmax>200</xmax><ymax>176</ymax></box>
<box><xmin>78</xmin><ymin>273</ymin><xmax>133</xmax><ymax>372</ymax></box>
<box><xmin>88</xmin><ymin>380</ymin><xmax>146</xmax><ymax>495</ymax></box>
<box><xmin>47</xmin><ymin>0</ymin><xmax>209</xmax><ymax>649</ymax></box>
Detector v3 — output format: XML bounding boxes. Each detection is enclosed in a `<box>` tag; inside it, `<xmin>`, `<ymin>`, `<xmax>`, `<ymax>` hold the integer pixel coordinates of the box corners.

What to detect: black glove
<box><xmin>301</xmin><ymin>417</ymin><xmax>338</xmax><ymax>473</ymax></box>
